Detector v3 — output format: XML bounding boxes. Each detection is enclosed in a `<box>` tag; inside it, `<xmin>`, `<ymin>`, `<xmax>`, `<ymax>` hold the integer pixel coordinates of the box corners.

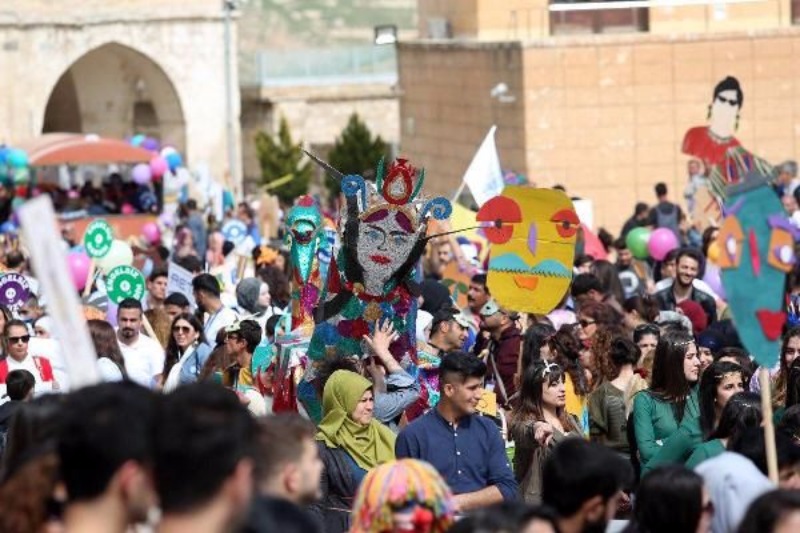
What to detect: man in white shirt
<box><xmin>116</xmin><ymin>298</ymin><xmax>165</xmax><ymax>389</ymax></box>
<box><xmin>192</xmin><ymin>274</ymin><xmax>238</xmax><ymax>344</ymax></box>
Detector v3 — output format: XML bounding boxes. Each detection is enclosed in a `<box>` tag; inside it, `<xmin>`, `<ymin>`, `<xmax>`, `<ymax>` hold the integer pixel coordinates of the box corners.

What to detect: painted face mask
<box><xmin>477</xmin><ymin>187</ymin><xmax>578</xmax><ymax>314</ymax></box>
<box><xmin>717</xmin><ymin>172</ymin><xmax>795</xmax><ymax>368</ymax></box>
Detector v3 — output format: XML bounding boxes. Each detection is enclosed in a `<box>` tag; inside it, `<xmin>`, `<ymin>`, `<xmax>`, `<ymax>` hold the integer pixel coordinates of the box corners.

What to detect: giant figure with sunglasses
<box><xmin>682</xmin><ymin>76</ymin><xmax>773</xmax><ymax>197</ymax></box>
<box><xmin>0</xmin><ymin>319</ymin><xmax>58</xmax><ymax>396</ymax></box>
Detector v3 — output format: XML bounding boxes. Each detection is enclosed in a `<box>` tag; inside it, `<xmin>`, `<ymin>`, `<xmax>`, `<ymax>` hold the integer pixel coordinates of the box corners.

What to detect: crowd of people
<box><xmin>3</xmin><ymin>159</ymin><xmax>800</xmax><ymax>533</ymax></box>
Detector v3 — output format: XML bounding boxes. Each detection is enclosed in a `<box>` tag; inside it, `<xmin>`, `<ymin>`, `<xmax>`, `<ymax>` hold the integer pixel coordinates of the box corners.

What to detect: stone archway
<box><xmin>42</xmin><ymin>42</ymin><xmax>186</xmax><ymax>153</ymax></box>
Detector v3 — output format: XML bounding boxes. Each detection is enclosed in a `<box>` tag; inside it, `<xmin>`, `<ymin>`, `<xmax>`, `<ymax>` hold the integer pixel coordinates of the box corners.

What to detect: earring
<box><xmin>707</xmin><ymin>104</ymin><xmax>712</xmax><ymax>120</ymax></box>
<box><xmin>735</xmin><ymin>114</ymin><xmax>740</xmax><ymax>131</ymax></box>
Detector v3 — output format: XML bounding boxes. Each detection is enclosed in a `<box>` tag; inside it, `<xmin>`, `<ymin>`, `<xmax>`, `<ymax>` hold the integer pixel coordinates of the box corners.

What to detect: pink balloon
<box><xmin>121</xmin><ymin>203</ymin><xmax>136</xmax><ymax>215</ymax></box>
<box><xmin>648</xmin><ymin>228</ymin><xmax>680</xmax><ymax>261</ymax></box>
<box><xmin>67</xmin><ymin>251</ymin><xmax>91</xmax><ymax>291</ymax></box>
<box><xmin>142</xmin><ymin>221</ymin><xmax>161</xmax><ymax>244</ymax></box>
<box><xmin>149</xmin><ymin>156</ymin><xmax>168</xmax><ymax>178</ymax></box>
<box><xmin>132</xmin><ymin>163</ymin><xmax>152</xmax><ymax>185</ymax></box>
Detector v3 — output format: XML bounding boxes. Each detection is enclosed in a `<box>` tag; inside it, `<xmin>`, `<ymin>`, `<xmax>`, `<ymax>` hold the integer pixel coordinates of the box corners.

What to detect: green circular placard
<box><xmin>105</xmin><ymin>265</ymin><xmax>145</xmax><ymax>304</ymax></box>
<box><xmin>83</xmin><ymin>220</ymin><xmax>114</xmax><ymax>258</ymax></box>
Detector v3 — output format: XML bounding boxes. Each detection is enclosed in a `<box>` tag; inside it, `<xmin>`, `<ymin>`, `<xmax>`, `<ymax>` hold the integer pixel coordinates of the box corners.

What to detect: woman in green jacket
<box><xmin>686</xmin><ymin>391</ymin><xmax>762</xmax><ymax>468</ymax></box>
<box><xmin>632</xmin><ymin>330</ymin><xmax>700</xmax><ymax>476</ymax></box>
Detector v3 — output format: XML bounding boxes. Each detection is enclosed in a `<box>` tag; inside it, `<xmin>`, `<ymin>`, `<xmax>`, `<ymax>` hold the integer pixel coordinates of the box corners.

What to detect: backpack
<box><xmin>655</xmin><ymin>203</ymin><xmax>680</xmax><ymax>240</ymax></box>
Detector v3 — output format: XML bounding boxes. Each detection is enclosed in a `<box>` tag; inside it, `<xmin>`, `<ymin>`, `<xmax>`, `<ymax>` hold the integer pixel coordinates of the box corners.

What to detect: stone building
<box><xmin>400</xmin><ymin>0</ymin><xmax>800</xmax><ymax>231</ymax></box>
<box><xmin>0</xmin><ymin>0</ymin><xmax>240</xmax><ymax>193</ymax></box>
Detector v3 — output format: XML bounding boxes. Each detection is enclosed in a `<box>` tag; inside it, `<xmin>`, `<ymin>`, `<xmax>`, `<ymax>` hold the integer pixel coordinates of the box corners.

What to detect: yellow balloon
<box><xmin>707</xmin><ymin>241</ymin><xmax>720</xmax><ymax>265</ymax></box>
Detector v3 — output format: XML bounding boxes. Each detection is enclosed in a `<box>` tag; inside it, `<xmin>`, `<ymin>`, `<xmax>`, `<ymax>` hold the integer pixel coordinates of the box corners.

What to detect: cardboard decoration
<box><xmin>681</xmin><ymin>76</ymin><xmax>772</xmax><ymax>199</ymax></box>
<box><xmin>0</xmin><ymin>273</ymin><xmax>30</xmax><ymax>310</ymax></box>
<box><xmin>691</xmin><ymin>185</ymin><xmax>722</xmax><ymax>233</ymax></box>
<box><xmin>716</xmin><ymin>172</ymin><xmax>794</xmax><ymax>368</ymax></box>
<box><xmin>477</xmin><ymin>187</ymin><xmax>578</xmax><ymax>315</ymax></box>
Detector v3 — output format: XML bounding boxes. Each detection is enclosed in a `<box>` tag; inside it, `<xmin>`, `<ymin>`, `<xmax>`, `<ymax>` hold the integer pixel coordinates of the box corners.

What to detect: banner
<box><xmin>167</xmin><ymin>261</ymin><xmax>197</xmax><ymax>308</ymax></box>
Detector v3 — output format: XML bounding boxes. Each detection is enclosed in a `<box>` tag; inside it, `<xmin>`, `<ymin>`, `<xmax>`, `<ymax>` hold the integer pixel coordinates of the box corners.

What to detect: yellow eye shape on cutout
<box><xmin>716</xmin><ymin>216</ymin><xmax>744</xmax><ymax>269</ymax></box>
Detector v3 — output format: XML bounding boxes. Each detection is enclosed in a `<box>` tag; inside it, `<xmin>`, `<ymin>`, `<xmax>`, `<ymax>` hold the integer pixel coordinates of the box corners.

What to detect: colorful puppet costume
<box><xmin>301</xmin><ymin>158</ymin><xmax>451</xmax><ymax>422</ymax></box>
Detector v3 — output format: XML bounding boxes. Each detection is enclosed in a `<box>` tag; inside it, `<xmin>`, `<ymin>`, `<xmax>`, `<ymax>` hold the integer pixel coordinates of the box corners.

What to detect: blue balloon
<box><xmin>0</xmin><ymin>221</ymin><xmax>18</xmax><ymax>234</ymax></box>
<box><xmin>130</xmin><ymin>134</ymin><xmax>146</xmax><ymax>147</ymax></box>
<box><xmin>7</xmin><ymin>149</ymin><xmax>28</xmax><ymax>168</ymax></box>
<box><xmin>0</xmin><ymin>146</ymin><xmax>9</xmax><ymax>165</ymax></box>
<box><xmin>165</xmin><ymin>152</ymin><xmax>183</xmax><ymax>171</ymax></box>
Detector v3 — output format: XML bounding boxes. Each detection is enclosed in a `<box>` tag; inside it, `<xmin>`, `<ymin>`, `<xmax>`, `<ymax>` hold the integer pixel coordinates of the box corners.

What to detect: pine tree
<box><xmin>254</xmin><ymin>116</ymin><xmax>312</xmax><ymax>204</ymax></box>
<box><xmin>327</xmin><ymin>113</ymin><xmax>389</xmax><ymax>196</ymax></box>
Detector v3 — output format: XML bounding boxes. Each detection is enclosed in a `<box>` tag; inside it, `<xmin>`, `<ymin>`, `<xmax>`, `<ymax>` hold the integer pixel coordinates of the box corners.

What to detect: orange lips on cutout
<box><xmin>513</xmin><ymin>275</ymin><xmax>539</xmax><ymax>291</ymax></box>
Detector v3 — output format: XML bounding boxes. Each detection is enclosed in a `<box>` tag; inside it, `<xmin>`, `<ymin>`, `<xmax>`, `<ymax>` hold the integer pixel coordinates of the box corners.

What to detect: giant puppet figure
<box><xmin>716</xmin><ymin>171</ymin><xmax>795</xmax><ymax>368</ymax></box>
<box><xmin>301</xmin><ymin>158</ymin><xmax>451</xmax><ymax>421</ymax></box>
<box><xmin>285</xmin><ymin>195</ymin><xmax>326</xmax><ymax>335</ymax></box>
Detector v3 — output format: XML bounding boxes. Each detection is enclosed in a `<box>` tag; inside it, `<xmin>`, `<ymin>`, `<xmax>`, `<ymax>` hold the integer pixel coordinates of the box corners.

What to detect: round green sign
<box><xmin>105</xmin><ymin>266</ymin><xmax>146</xmax><ymax>305</ymax></box>
<box><xmin>84</xmin><ymin>220</ymin><xmax>114</xmax><ymax>258</ymax></box>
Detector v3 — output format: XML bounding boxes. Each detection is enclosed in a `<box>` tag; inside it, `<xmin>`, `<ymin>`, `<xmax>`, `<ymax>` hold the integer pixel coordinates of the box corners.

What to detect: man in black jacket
<box><xmin>655</xmin><ymin>248</ymin><xmax>716</xmax><ymax>325</ymax></box>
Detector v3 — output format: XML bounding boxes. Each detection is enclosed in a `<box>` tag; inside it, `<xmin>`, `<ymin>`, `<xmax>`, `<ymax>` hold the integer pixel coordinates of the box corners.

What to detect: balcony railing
<box><xmin>240</xmin><ymin>46</ymin><xmax>398</xmax><ymax>88</ymax></box>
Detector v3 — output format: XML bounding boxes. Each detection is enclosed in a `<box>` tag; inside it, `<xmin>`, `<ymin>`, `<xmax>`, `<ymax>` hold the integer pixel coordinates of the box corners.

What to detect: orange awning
<box><xmin>15</xmin><ymin>133</ymin><xmax>153</xmax><ymax>166</ymax></box>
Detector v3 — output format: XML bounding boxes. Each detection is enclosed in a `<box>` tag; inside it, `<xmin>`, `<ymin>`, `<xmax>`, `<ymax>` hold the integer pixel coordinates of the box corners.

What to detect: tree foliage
<box><xmin>254</xmin><ymin>116</ymin><xmax>312</xmax><ymax>204</ymax></box>
<box><xmin>326</xmin><ymin>113</ymin><xmax>389</xmax><ymax>196</ymax></box>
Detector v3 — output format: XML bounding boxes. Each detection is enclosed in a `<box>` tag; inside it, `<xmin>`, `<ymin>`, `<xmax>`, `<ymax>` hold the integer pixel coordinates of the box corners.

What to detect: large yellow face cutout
<box><xmin>477</xmin><ymin>187</ymin><xmax>578</xmax><ymax>314</ymax></box>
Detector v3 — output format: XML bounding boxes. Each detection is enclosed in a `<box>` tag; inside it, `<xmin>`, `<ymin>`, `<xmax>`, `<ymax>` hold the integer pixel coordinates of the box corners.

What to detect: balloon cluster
<box><xmin>128</xmin><ymin>134</ymin><xmax>185</xmax><ymax>185</ymax></box>
<box><xmin>625</xmin><ymin>227</ymin><xmax>680</xmax><ymax>262</ymax></box>
<box><xmin>0</xmin><ymin>145</ymin><xmax>30</xmax><ymax>187</ymax></box>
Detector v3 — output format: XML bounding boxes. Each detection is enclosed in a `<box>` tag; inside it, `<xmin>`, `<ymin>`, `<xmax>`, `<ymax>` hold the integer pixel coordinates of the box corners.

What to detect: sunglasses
<box><xmin>578</xmin><ymin>319</ymin><xmax>596</xmax><ymax>328</ymax></box>
<box><xmin>172</xmin><ymin>325</ymin><xmax>193</xmax><ymax>334</ymax></box>
<box><xmin>716</xmin><ymin>95</ymin><xmax>739</xmax><ymax>106</ymax></box>
<box><xmin>634</xmin><ymin>324</ymin><xmax>660</xmax><ymax>335</ymax></box>
<box><xmin>8</xmin><ymin>335</ymin><xmax>30</xmax><ymax>344</ymax></box>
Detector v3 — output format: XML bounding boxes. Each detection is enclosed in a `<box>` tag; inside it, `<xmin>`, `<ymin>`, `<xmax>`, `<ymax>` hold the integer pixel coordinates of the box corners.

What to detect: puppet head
<box><xmin>477</xmin><ymin>186</ymin><xmax>578</xmax><ymax>314</ymax></box>
<box><xmin>285</xmin><ymin>196</ymin><xmax>323</xmax><ymax>284</ymax></box>
<box><xmin>717</xmin><ymin>171</ymin><xmax>795</xmax><ymax>367</ymax></box>
<box><xmin>340</xmin><ymin>158</ymin><xmax>451</xmax><ymax>294</ymax></box>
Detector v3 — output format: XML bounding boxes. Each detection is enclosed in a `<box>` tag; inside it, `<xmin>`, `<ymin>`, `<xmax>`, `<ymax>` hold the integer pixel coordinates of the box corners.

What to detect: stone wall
<box><xmin>399</xmin><ymin>29</ymin><xmax>800</xmax><ymax>232</ymax></box>
<box><xmin>0</xmin><ymin>0</ymin><xmax>239</xmax><ymax>192</ymax></box>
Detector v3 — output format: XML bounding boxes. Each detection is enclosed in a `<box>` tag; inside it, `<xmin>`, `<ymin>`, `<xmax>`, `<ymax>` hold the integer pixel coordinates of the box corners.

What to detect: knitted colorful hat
<box><xmin>350</xmin><ymin>459</ymin><xmax>456</xmax><ymax>533</ymax></box>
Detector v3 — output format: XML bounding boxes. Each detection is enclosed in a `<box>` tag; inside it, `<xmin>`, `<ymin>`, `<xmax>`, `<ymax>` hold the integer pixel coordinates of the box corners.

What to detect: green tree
<box><xmin>254</xmin><ymin>116</ymin><xmax>312</xmax><ymax>204</ymax></box>
<box><xmin>327</xmin><ymin>113</ymin><xmax>389</xmax><ymax>196</ymax></box>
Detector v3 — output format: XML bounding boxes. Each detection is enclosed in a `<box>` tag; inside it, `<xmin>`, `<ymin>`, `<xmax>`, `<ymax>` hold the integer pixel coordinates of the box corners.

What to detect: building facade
<box><xmin>401</xmin><ymin>0</ymin><xmax>800</xmax><ymax>231</ymax></box>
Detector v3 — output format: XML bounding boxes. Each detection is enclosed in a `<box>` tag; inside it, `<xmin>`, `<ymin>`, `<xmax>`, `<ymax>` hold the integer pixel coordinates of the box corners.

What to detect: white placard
<box><xmin>18</xmin><ymin>197</ymin><xmax>99</xmax><ymax>389</ymax></box>
<box><xmin>167</xmin><ymin>261</ymin><xmax>197</xmax><ymax>308</ymax></box>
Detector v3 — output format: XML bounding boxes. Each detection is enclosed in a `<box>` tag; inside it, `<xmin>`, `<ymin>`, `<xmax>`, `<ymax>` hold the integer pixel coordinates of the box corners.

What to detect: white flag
<box><xmin>461</xmin><ymin>126</ymin><xmax>504</xmax><ymax>207</ymax></box>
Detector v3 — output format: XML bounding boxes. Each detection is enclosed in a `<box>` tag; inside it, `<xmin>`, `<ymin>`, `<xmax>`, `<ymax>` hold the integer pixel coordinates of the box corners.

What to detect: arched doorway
<box><xmin>42</xmin><ymin>42</ymin><xmax>186</xmax><ymax>154</ymax></box>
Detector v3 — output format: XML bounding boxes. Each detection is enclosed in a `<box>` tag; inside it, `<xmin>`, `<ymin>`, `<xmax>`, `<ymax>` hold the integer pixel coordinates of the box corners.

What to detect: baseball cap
<box><xmin>479</xmin><ymin>299</ymin><xmax>520</xmax><ymax>320</ymax></box>
<box><xmin>453</xmin><ymin>312</ymin><xmax>471</xmax><ymax>329</ymax></box>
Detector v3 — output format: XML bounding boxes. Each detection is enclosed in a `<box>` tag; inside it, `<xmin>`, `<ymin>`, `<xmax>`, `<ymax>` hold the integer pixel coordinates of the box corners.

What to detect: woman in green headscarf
<box><xmin>310</xmin><ymin>370</ymin><xmax>396</xmax><ymax>533</ymax></box>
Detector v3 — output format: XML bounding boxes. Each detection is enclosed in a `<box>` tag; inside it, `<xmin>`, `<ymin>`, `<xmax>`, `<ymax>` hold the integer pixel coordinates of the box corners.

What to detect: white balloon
<box><xmin>97</xmin><ymin>240</ymin><xmax>134</xmax><ymax>275</ymax></box>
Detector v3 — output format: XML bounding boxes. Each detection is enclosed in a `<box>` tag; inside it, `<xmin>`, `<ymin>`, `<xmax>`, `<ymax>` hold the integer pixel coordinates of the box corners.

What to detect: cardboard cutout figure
<box><xmin>477</xmin><ymin>187</ymin><xmax>578</xmax><ymax>314</ymax></box>
<box><xmin>682</xmin><ymin>76</ymin><xmax>772</xmax><ymax>199</ymax></box>
<box><xmin>717</xmin><ymin>172</ymin><xmax>795</xmax><ymax>367</ymax></box>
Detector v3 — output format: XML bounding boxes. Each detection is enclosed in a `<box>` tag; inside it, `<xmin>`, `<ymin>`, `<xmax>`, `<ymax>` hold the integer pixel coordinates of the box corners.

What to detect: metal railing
<box><xmin>240</xmin><ymin>46</ymin><xmax>398</xmax><ymax>88</ymax></box>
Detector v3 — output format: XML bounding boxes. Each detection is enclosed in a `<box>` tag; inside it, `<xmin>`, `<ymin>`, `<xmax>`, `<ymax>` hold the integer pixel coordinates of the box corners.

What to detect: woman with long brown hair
<box><xmin>547</xmin><ymin>325</ymin><xmax>591</xmax><ymax>434</ymax></box>
<box><xmin>510</xmin><ymin>360</ymin><xmax>581</xmax><ymax>503</ymax></box>
<box><xmin>162</xmin><ymin>313</ymin><xmax>207</xmax><ymax>393</ymax></box>
<box><xmin>86</xmin><ymin>319</ymin><xmax>128</xmax><ymax>382</ymax></box>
